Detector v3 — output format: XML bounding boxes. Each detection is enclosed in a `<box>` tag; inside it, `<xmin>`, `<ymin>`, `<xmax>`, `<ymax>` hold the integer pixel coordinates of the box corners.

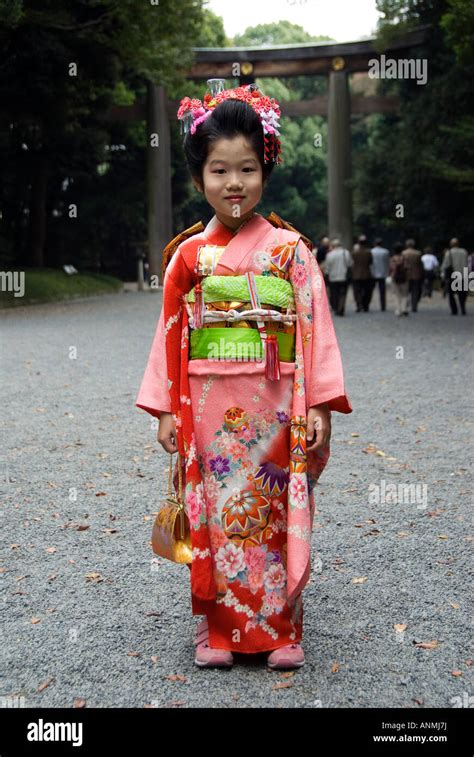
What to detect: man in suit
<box><xmin>441</xmin><ymin>237</ymin><xmax>469</xmax><ymax>315</ymax></box>
<box><xmin>402</xmin><ymin>239</ymin><xmax>424</xmax><ymax>312</ymax></box>
<box><xmin>352</xmin><ymin>239</ymin><xmax>374</xmax><ymax>312</ymax></box>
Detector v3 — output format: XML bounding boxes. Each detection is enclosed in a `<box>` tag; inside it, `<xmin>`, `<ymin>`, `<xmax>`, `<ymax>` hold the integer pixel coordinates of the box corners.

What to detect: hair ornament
<box><xmin>177</xmin><ymin>79</ymin><xmax>282</xmax><ymax>164</ymax></box>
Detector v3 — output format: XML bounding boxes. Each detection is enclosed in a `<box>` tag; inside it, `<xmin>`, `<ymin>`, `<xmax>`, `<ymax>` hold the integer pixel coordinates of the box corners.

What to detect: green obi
<box><xmin>190</xmin><ymin>327</ymin><xmax>295</xmax><ymax>362</ymax></box>
<box><xmin>188</xmin><ymin>274</ymin><xmax>295</xmax><ymax>310</ymax></box>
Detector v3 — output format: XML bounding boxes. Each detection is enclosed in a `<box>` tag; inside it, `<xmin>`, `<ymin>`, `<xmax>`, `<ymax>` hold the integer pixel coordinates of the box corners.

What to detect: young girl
<box><xmin>136</xmin><ymin>80</ymin><xmax>352</xmax><ymax>670</ymax></box>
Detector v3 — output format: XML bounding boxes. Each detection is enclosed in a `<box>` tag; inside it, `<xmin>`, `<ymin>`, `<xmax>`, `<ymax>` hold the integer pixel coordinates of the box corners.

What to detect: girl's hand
<box><xmin>306</xmin><ymin>403</ymin><xmax>331</xmax><ymax>454</ymax></box>
<box><xmin>157</xmin><ymin>412</ymin><xmax>178</xmax><ymax>454</ymax></box>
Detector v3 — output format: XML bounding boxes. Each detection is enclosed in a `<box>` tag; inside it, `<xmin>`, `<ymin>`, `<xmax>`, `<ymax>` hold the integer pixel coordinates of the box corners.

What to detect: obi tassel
<box><xmin>193</xmin><ymin>282</ymin><xmax>205</xmax><ymax>329</ymax></box>
<box><xmin>265</xmin><ymin>333</ymin><xmax>280</xmax><ymax>381</ymax></box>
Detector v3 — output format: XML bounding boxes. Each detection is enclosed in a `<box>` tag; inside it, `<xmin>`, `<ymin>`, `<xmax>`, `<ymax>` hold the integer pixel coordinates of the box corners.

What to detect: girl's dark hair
<box><xmin>183</xmin><ymin>98</ymin><xmax>277</xmax><ymax>185</ymax></box>
<box><xmin>392</xmin><ymin>241</ymin><xmax>404</xmax><ymax>255</ymax></box>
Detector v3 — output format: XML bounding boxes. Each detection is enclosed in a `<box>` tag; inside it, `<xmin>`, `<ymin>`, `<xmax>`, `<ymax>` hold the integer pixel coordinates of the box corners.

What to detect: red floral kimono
<box><xmin>136</xmin><ymin>212</ymin><xmax>352</xmax><ymax>653</ymax></box>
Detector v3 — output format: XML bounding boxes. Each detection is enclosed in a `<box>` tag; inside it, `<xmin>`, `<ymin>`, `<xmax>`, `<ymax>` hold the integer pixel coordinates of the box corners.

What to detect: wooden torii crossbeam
<box><xmin>112</xmin><ymin>26</ymin><xmax>428</xmax><ymax>281</ymax></box>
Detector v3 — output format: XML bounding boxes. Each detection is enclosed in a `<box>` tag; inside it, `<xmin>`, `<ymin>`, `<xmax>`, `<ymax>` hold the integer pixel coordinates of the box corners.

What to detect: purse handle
<box><xmin>168</xmin><ymin>451</ymin><xmax>183</xmax><ymax>501</ymax></box>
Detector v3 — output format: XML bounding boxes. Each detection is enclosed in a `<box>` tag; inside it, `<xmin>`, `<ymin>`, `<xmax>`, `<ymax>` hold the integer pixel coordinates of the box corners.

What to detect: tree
<box><xmin>351</xmin><ymin>0</ymin><xmax>474</xmax><ymax>249</ymax></box>
<box><xmin>0</xmin><ymin>0</ymin><xmax>206</xmax><ymax>267</ymax></box>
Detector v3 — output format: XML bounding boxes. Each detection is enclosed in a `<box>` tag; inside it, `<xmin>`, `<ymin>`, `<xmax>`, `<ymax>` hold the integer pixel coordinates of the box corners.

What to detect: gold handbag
<box><xmin>151</xmin><ymin>452</ymin><xmax>192</xmax><ymax>564</ymax></box>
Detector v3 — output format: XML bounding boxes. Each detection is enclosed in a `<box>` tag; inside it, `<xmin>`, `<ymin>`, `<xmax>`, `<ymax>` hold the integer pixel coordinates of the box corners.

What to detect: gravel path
<box><xmin>1</xmin><ymin>285</ymin><xmax>472</xmax><ymax>708</ymax></box>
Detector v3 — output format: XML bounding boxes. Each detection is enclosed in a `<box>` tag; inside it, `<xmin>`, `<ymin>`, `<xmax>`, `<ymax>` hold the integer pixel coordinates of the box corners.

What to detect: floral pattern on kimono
<box><xmin>136</xmin><ymin>213</ymin><xmax>352</xmax><ymax>653</ymax></box>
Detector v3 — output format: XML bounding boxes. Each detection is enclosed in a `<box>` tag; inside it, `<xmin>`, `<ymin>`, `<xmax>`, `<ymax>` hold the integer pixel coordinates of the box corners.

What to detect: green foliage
<box><xmin>0</xmin><ymin>0</ymin><xmax>208</xmax><ymax>268</ymax></box>
<box><xmin>0</xmin><ymin>268</ymin><xmax>122</xmax><ymax>308</ymax></box>
<box><xmin>353</xmin><ymin>0</ymin><xmax>474</xmax><ymax>248</ymax></box>
<box><xmin>440</xmin><ymin>0</ymin><xmax>474</xmax><ymax>66</ymax></box>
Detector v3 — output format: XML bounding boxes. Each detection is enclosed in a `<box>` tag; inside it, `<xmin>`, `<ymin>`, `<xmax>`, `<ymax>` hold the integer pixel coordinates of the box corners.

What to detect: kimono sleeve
<box><xmin>135</xmin><ymin>305</ymin><xmax>171</xmax><ymax>419</ymax></box>
<box><xmin>291</xmin><ymin>239</ymin><xmax>352</xmax><ymax>414</ymax></box>
<box><xmin>135</xmin><ymin>244</ymin><xmax>194</xmax><ymax>420</ymax></box>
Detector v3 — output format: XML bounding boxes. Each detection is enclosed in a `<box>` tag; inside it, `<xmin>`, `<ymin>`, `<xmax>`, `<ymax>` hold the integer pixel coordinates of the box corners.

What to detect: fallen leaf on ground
<box><xmin>414</xmin><ymin>640</ymin><xmax>439</xmax><ymax>650</ymax></box>
<box><xmin>37</xmin><ymin>678</ymin><xmax>55</xmax><ymax>692</ymax></box>
<box><xmin>85</xmin><ymin>572</ymin><xmax>104</xmax><ymax>583</ymax></box>
<box><xmin>394</xmin><ymin>624</ymin><xmax>407</xmax><ymax>633</ymax></box>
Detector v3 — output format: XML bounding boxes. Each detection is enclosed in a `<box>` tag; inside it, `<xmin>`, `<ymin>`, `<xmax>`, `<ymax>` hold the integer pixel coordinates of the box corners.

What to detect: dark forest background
<box><xmin>0</xmin><ymin>0</ymin><xmax>472</xmax><ymax>279</ymax></box>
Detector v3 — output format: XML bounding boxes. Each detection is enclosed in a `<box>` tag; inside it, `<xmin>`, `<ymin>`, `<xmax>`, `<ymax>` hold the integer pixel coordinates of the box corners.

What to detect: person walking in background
<box><xmin>421</xmin><ymin>245</ymin><xmax>439</xmax><ymax>298</ymax></box>
<box><xmin>441</xmin><ymin>237</ymin><xmax>469</xmax><ymax>315</ymax></box>
<box><xmin>316</xmin><ymin>235</ymin><xmax>330</xmax><ymax>289</ymax></box>
<box><xmin>402</xmin><ymin>239</ymin><xmax>424</xmax><ymax>312</ymax></box>
<box><xmin>370</xmin><ymin>237</ymin><xmax>390</xmax><ymax>311</ymax></box>
<box><xmin>352</xmin><ymin>239</ymin><xmax>374</xmax><ymax>312</ymax></box>
<box><xmin>468</xmin><ymin>248</ymin><xmax>474</xmax><ymax>275</ymax></box>
<box><xmin>325</xmin><ymin>238</ymin><xmax>353</xmax><ymax>316</ymax></box>
<box><xmin>389</xmin><ymin>242</ymin><xmax>409</xmax><ymax>316</ymax></box>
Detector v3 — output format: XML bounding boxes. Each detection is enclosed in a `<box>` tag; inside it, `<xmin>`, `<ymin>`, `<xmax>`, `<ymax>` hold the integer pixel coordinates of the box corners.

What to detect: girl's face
<box><xmin>193</xmin><ymin>135</ymin><xmax>264</xmax><ymax>231</ymax></box>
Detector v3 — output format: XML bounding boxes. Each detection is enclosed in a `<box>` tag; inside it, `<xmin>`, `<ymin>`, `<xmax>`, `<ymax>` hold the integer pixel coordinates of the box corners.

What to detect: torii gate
<box><xmin>114</xmin><ymin>26</ymin><xmax>427</xmax><ymax>281</ymax></box>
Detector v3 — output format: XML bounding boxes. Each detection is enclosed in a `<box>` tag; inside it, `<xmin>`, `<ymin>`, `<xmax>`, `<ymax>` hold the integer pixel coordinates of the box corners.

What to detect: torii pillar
<box><xmin>328</xmin><ymin>63</ymin><xmax>353</xmax><ymax>251</ymax></box>
<box><xmin>147</xmin><ymin>81</ymin><xmax>173</xmax><ymax>285</ymax></box>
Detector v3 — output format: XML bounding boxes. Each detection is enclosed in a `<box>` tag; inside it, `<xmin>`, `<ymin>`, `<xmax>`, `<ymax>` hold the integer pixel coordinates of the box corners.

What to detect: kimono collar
<box><xmin>203</xmin><ymin>212</ymin><xmax>274</xmax><ymax>274</ymax></box>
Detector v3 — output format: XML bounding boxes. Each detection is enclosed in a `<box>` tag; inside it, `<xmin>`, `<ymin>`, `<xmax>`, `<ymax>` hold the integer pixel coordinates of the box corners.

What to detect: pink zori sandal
<box><xmin>193</xmin><ymin>617</ymin><xmax>233</xmax><ymax>668</ymax></box>
<box><xmin>267</xmin><ymin>643</ymin><xmax>305</xmax><ymax>670</ymax></box>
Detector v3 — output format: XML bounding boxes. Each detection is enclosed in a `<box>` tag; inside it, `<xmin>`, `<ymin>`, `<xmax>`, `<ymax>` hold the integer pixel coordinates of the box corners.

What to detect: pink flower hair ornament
<box><xmin>177</xmin><ymin>79</ymin><xmax>283</xmax><ymax>164</ymax></box>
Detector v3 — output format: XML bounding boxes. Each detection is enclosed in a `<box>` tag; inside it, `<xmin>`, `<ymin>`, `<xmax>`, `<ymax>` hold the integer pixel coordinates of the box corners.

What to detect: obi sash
<box><xmin>190</xmin><ymin>327</ymin><xmax>295</xmax><ymax>362</ymax></box>
<box><xmin>187</xmin><ymin>274</ymin><xmax>295</xmax><ymax>310</ymax></box>
<box><xmin>186</xmin><ymin>274</ymin><xmax>296</xmax><ymax>363</ymax></box>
